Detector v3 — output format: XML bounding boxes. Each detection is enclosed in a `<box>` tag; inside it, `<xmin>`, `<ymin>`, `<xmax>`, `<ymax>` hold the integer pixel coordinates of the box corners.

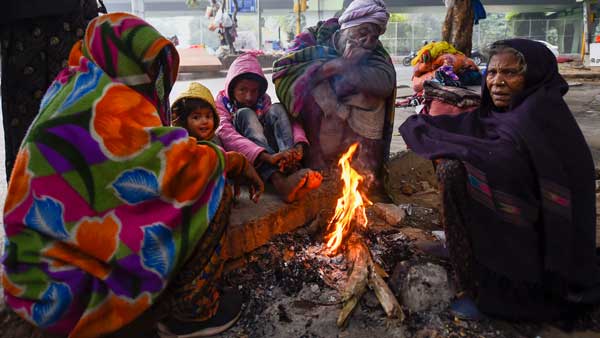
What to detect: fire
<box><xmin>324</xmin><ymin>143</ymin><xmax>372</xmax><ymax>255</ymax></box>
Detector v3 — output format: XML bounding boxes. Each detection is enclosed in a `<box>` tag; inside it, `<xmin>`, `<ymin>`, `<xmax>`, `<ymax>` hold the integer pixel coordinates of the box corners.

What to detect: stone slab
<box><xmin>177</xmin><ymin>47</ymin><xmax>222</xmax><ymax>73</ymax></box>
<box><xmin>222</xmin><ymin>179</ymin><xmax>338</xmax><ymax>260</ymax></box>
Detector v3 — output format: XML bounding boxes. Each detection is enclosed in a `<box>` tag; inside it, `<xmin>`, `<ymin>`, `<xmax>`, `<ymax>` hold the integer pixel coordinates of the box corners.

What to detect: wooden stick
<box><xmin>337</xmin><ymin>289</ymin><xmax>366</xmax><ymax>328</ymax></box>
<box><xmin>368</xmin><ymin>262</ymin><xmax>405</xmax><ymax>322</ymax></box>
<box><xmin>341</xmin><ymin>236</ymin><xmax>370</xmax><ymax>302</ymax></box>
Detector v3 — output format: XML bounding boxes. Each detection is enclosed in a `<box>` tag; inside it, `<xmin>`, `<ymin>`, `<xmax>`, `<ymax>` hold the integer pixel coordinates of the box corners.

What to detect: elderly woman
<box><xmin>2</xmin><ymin>13</ymin><xmax>262</xmax><ymax>338</ymax></box>
<box><xmin>400</xmin><ymin>39</ymin><xmax>600</xmax><ymax>320</ymax></box>
<box><xmin>273</xmin><ymin>0</ymin><xmax>396</xmax><ymax>177</ymax></box>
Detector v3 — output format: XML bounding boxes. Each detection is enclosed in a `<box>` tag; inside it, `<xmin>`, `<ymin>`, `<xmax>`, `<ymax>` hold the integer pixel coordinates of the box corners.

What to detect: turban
<box><xmin>338</xmin><ymin>0</ymin><xmax>390</xmax><ymax>34</ymax></box>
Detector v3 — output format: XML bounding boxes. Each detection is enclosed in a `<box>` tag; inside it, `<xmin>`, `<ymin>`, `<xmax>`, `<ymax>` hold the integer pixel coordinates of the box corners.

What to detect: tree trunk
<box><xmin>442</xmin><ymin>0</ymin><xmax>474</xmax><ymax>56</ymax></box>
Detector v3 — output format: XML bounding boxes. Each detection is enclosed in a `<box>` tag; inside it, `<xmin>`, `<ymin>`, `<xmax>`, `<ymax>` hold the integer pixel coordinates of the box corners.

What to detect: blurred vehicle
<box><xmin>534</xmin><ymin>40</ymin><xmax>560</xmax><ymax>57</ymax></box>
<box><xmin>402</xmin><ymin>50</ymin><xmax>417</xmax><ymax>66</ymax></box>
<box><xmin>470</xmin><ymin>48</ymin><xmax>485</xmax><ymax>66</ymax></box>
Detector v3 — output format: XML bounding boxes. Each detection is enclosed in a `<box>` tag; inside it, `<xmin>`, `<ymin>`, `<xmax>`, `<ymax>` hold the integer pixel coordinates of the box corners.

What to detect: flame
<box><xmin>324</xmin><ymin>143</ymin><xmax>372</xmax><ymax>255</ymax></box>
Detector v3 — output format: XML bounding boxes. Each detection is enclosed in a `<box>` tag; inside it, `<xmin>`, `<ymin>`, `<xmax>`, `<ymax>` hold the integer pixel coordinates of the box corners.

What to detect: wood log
<box><xmin>337</xmin><ymin>290</ymin><xmax>366</xmax><ymax>328</ymax></box>
<box><xmin>368</xmin><ymin>262</ymin><xmax>405</xmax><ymax>322</ymax></box>
<box><xmin>341</xmin><ymin>236</ymin><xmax>370</xmax><ymax>302</ymax></box>
<box><xmin>337</xmin><ymin>234</ymin><xmax>405</xmax><ymax>327</ymax></box>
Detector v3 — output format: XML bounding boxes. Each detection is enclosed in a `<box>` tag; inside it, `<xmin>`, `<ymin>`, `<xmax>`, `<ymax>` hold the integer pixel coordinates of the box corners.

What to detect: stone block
<box><xmin>222</xmin><ymin>179</ymin><xmax>338</xmax><ymax>260</ymax></box>
<box><xmin>372</xmin><ymin>203</ymin><xmax>406</xmax><ymax>226</ymax></box>
<box><xmin>400</xmin><ymin>263</ymin><xmax>454</xmax><ymax>313</ymax></box>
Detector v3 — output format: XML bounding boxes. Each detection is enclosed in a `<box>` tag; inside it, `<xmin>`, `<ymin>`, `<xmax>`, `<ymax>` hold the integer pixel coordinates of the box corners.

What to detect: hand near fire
<box><xmin>226</xmin><ymin>151</ymin><xmax>264</xmax><ymax>203</ymax></box>
<box><xmin>260</xmin><ymin>146</ymin><xmax>304</xmax><ymax>173</ymax></box>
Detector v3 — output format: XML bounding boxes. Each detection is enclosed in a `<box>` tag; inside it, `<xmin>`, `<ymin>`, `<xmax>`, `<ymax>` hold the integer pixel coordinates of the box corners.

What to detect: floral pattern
<box><xmin>2</xmin><ymin>13</ymin><xmax>226</xmax><ymax>338</ymax></box>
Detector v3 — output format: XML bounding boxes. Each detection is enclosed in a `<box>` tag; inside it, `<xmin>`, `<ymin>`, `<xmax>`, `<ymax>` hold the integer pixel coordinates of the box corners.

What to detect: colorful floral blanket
<box><xmin>2</xmin><ymin>13</ymin><xmax>226</xmax><ymax>338</ymax></box>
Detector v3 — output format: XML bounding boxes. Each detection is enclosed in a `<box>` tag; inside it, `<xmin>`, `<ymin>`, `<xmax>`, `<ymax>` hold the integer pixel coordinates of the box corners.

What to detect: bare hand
<box><xmin>342</xmin><ymin>44</ymin><xmax>371</xmax><ymax>63</ymax></box>
<box><xmin>239</xmin><ymin>163</ymin><xmax>263</xmax><ymax>203</ymax></box>
<box><xmin>293</xmin><ymin>144</ymin><xmax>304</xmax><ymax>162</ymax></box>
<box><xmin>227</xmin><ymin>152</ymin><xmax>264</xmax><ymax>203</ymax></box>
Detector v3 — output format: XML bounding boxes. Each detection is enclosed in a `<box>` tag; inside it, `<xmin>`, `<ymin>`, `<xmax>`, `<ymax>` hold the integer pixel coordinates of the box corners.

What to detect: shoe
<box><xmin>449</xmin><ymin>296</ymin><xmax>483</xmax><ymax>321</ymax></box>
<box><xmin>157</xmin><ymin>288</ymin><xmax>242</xmax><ymax>338</ymax></box>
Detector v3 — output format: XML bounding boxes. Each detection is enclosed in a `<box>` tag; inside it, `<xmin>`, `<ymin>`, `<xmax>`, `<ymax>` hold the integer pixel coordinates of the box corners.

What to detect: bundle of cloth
<box><xmin>422</xmin><ymin>80</ymin><xmax>481</xmax><ymax>116</ymax></box>
<box><xmin>402</xmin><ymin>41</ymin><xmax>482</xmax><ymax>117</ymax></box>
<box><xmin>411</xmin><ymin>41</ymin><xmax>481</xmax><ymax>93</ymax></box>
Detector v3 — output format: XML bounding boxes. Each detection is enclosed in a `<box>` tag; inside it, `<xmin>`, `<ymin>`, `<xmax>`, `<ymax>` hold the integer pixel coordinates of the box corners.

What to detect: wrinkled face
<box><xmin>339</xmin><ymin>23</ymin><xmax>381</xmax><ymax>51</ymax></box>
<box><xmin>486</xmin><ymin>52</ymin><xmax>526</xmax><ymax>110</ymax></box>
<box><xmin>186</xmin><ymin>107</ymin><xmax>215</xmax><ymax>140</ymax></box>
<box><xmin>232</xmin><ymin>79</ymin><xmax>261</xmax><ymax>108</ymax></box>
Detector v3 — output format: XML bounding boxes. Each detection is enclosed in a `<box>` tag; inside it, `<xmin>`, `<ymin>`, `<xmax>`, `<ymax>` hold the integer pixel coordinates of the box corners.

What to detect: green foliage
<box><xmin>505</xmin><ymin>11</ymin><xmax>519</xmax><ymax>21</ymax></box>
<box><xmin>185</xmin><ymin>0</ymin><xmax>200</xmax><ymax>8</ymax></box>
<box><xmin>389</xmin><ymin>13</ymin><xmax>408</xmax><ymax>23</ymax></box>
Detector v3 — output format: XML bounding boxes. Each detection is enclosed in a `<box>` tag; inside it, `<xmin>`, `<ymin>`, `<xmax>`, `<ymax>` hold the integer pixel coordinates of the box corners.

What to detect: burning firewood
<box><xmin>323</xmin><ymin>144</ymin><xmax>405</xmax><ymax>328</ymax></box>
<box><xmin>337</xmin><ymin>234</ymin><xmax>405</xmax><ymax>327</ymax></box>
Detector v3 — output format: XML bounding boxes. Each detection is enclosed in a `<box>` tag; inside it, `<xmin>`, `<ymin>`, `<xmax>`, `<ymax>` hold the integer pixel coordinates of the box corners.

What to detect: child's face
<box><xmin>186</xmin><ymin>107</ymin><xmax>215</xmax><ymax>140</ymax></box>
<box><xmin>232</xmin><ymin>79</ymin><xmax>260</xmax><ymax>108</ymax></box>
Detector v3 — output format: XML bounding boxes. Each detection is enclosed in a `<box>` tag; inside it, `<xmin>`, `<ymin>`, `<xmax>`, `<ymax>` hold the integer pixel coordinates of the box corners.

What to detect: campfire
<box><xmin>323</xmin><ymin>143</ymin><xmax>405</xmax><ymax>327</ymax></box>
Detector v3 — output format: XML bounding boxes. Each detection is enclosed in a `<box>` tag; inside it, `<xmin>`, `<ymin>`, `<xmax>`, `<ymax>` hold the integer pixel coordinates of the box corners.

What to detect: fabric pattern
<box><xmin>2</xmin><ymin>13</ymin><xmax>227</xmax><ymax>338</ymax></box>
<box><xmin>273</xmin><ymin>18</ymin><xmax>396</xmax><ymax>172</ymax></box>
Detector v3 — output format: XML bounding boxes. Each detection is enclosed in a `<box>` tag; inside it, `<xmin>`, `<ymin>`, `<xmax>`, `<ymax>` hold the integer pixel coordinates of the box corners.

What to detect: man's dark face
<box><xmin>339</xmin><ymin>23</ymin><xmax>381</xmax><ymax>52</ymax></box>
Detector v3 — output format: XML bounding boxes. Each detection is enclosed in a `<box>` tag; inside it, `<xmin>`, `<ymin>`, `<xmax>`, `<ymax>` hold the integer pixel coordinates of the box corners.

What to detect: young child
<box><xmin>171</xmin><ymin>82</ymin><xmax>221</xmax><ymax>144</ymax></box>
<box><xmin>216</xmin><ymin>52</ymin><xmax>322</xmax><ymax>203</ymax></box>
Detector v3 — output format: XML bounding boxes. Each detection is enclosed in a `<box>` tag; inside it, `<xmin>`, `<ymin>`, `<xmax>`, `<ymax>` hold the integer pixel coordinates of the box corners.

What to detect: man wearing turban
<box><xmin>273</xmin><ymin>0</ymin><xmax>396</xmax><ymax>182</ymax></box>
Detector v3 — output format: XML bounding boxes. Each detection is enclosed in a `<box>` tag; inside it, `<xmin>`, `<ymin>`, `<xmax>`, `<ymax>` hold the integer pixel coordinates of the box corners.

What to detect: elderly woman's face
<box><xmin>486</xmin><ymin>52</ymin><xmax>526</xmax><ymax>109</ymax></box>
<box><xmin>340</xmin><ymin>23</ymin><xmax>381</xmax><ymax>51</ymax></box>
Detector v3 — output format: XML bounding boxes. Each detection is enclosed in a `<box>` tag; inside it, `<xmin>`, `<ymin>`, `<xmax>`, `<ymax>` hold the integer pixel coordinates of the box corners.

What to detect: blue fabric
<box><xmin>472</xmin><ymin>0</ymin><xmax>487</xmax><ymax>25</ymax></box>
<box><xmin>233</xmin><ymin>103</ymin><xmax>295</xmax><ymax>181</ymax></box>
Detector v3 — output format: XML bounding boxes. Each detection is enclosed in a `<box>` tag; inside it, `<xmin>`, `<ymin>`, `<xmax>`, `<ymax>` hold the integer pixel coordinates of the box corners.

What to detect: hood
<box><xmin>223</xmin><ymin>52</ymin><xmax>268</xmax><ymax>100</ymax></box>
<box><xmin>171</xmin><ymin>82</ymin><xmax>219</xmax><ymax>129</ymax></box>
<box><xmin>81</xmin><ymin>13</ymin><xmax>179</xmax><ymax>126</ymax></box>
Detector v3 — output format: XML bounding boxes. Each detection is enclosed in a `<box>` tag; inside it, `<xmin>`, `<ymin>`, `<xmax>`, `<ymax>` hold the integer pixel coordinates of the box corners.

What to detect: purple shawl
<box><xmin>400</xmin><ymin>39</ymin><xmax>600</xmax><ymax>302</ymax></box>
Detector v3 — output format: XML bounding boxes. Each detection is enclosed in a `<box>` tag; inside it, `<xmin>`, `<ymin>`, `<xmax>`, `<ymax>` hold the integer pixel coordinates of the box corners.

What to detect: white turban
<box><xmin>338</xmin><ymin>0</ymin><xmax>390</xmax><ymax>34</ymax></box>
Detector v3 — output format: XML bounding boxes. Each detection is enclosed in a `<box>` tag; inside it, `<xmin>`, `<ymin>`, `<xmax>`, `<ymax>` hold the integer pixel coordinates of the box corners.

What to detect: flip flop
<box><xmin>449</xmin><ymin>297</ymin><xmax>484</xmax><ymax>321</ymax></box>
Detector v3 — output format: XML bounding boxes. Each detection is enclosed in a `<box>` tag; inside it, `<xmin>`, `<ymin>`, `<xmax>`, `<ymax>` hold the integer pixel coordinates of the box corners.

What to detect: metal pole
<box><xmin>411</xmin><ymin>20</ymin><xmax>414</xmax><ymax>52</ymax></box>
<box><xmin>318</xmin><ymin>0</ymin><xmax>322</xmax><ymax>22</ymax></box>
<box><xmin>394</xmin><ymin>22</ymin><xmax>398</xmax><ymax>55</ymax></box>
<box><xmin>258</xmin><ymin>0</ymin><xmax>263</xmax><ymax>50</ymax></box>
<box><xmin>296</xmin><ymin>0</ymin><xmax>301</xmax><ymax>35</ymax></box>
<box><xmin>562</xmin><ymin>18</ymin><xmax>567</xmax><ymax>52</ymax></box>
<box><xmin>131</xmin><ymin>0</ymin><xmax>145</xmax><ymax>18</ymax></box>
<box><xmin>583</xmin><ymin>0</ymin><xmax>590</xmax><ymax>60</ymax></box>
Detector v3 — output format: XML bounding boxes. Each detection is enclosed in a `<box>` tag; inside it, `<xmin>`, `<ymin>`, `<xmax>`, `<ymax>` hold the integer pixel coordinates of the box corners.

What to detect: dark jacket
<box><xmin>1</xmin><ymin>0</ymin><xmax>80</xmax><ymax>24</ymax></box>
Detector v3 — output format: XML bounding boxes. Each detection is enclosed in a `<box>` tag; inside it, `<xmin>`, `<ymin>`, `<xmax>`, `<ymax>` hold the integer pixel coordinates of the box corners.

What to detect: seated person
<box><xmin>273</xmin><ymin>0</ymin><xmax>396</xmax><ymax>178</ymax></box>
<box><xmin>171</xmin><ymin>82</ymin><xmax>221</xmax><ymax>145</ymax></box>
<box><xmin>2</xmin><ymin>13</ymin><xmax>263</xmax><ymax>338</ymax></box>
<box><xmin>400</xmin><ymin>39</ymin><xmax>600</xmax><ymax>321</ymax></box>
<box><xmin>216</xmin><ymin>52</ymin><xmax>322</xmax><ymax>203</ymax></box>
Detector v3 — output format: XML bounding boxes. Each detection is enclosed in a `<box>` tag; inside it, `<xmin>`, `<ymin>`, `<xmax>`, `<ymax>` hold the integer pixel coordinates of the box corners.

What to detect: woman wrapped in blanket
<box><xmin>1</xmin><ymin>13</ymin><xmax>263</xmax><ymax>338</ymax></box>
<box><xmin>400</xmin><ymin>39</ymin><xmax>600</xmax><ymax>321</ymax></box>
